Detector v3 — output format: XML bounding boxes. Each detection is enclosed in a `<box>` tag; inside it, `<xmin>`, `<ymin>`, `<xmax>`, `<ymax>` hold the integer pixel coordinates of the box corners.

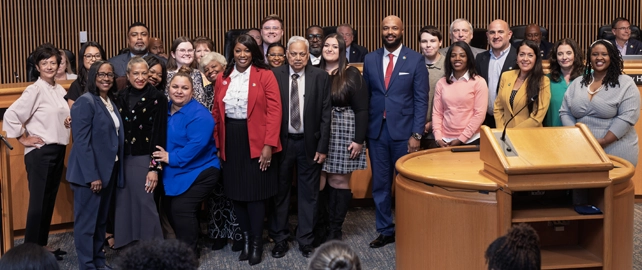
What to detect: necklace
<box><xmin>100</xmin><ymin>96</ymin><xmax>114</xmax><ymax>112</ymax></box>
<box><xmin>587</xmin><ymin>76</ymin><xmax>603</xmax><ymax>95</ymax></box>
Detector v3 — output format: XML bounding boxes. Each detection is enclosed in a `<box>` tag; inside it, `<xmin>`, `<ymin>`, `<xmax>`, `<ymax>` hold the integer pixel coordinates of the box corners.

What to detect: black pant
<box><xmin>24</xmin><ymin>144</ymin><xmax>66</xmax><ymax>246</ymax></box>
<box><xmin>165</xmin><ymin>167</ymin><xmax>220</xmax><ymax>252</ymax></box>
<box><xmin>233</xmin><ymin>200</ymin><xmax>266</xmax><ymax>238</ymax></box>
<box><xmin>269</xmin><ymin>137</ymin><xmax>321</xmax><ymax>246</ymax></box>
<box><xmin>483</xmin><ymin>114</ymin><xmax>496</xmax><ymax>128</ymax></box>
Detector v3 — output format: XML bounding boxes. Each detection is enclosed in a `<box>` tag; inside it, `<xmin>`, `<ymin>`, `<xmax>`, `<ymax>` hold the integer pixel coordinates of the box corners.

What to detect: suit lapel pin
<box><xmin>252</xmin><ymin>83</ymin><xmax>256</xmax><ymax>87</ymax></box>
<box><xmin>631</xmin><ymin>45</ymin><xmax>634</xmax><ymax>48</ymax></box>
<box><xmin>223</xmin><ymin>81</ymin><xmax>228</xmax><ymax>85</ymax></box>
<box><xmin>509</xmin><ymin>67</ymin><xmax>513</xmax><ymax>70</ymax></box>
<box><xmin>403</xmin><ymin>56</ymin><xmax>406</xmax><ymax>60</ymax></box>
<box><xmin>508</xmin><ymin>83</ymin><xmax>511</xmax><ymax>86</ymax></box>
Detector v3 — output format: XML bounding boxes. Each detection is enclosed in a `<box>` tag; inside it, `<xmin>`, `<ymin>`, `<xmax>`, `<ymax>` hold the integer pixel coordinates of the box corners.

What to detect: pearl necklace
<box><xmin>100</xmin><ymin>96</ymin><xmax>114</xmax><ymax>112</ymax></box>
<box><xmin>587</xmin><ymin>76</ymin><xmax>603</xmax><ymax>95</ymax></box>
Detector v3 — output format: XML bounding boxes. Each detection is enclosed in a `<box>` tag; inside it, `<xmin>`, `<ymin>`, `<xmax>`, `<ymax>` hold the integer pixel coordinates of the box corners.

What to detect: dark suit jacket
<box><xmin>273</xmin><ymin>65</ymin><xmax>331</xmax><ymax>163</ymax></box>
<box><xmin>213</xmin><ymin>66</ymin><xmax>283</xmax><ymax>160</ymax></box>
<box><xmin>475</xmin><ymin>46</ymin><xmax>518</xmax><ymax>94</ymax></box>
<box><xmin>348</xmin><ymin>44</ymin><xmax>369</xmax><ymax>63</ymax></box>
<box><xmin>608</xmin><ymin>38</ymin><xmax>642</xmax><ymax>55</ymax></box>
<box><xmin>109</xmin><ymin>52</ymin><xmax>167</xmax><ymax>77</ymax></box>
<box><xmin>67</xmin><ymin>93</ymin><xmax>124</xmax><ymax>187</ymax></box>
<box><xmin>511</xmin><ymin>40</ymin><xmax>553</xmax><ymax>59</ymax></box>
<box><xmin>362</xmin><ymin>45</ymin><xmax>429</xmax><ymax>141</ymax></box>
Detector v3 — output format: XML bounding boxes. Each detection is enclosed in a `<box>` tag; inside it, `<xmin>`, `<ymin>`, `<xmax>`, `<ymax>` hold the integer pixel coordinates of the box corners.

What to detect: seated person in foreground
<box><xmin>485</xmin><ymin>223</ymin><xmax>540</xmax><ymax>270</ymax></box>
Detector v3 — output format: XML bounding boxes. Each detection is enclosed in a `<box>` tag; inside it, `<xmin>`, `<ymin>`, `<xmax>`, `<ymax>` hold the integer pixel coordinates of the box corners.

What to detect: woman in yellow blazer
<box><xmin>494</xmin><ymin>40</ymin><xmax>551</xmax><ymax>128</ymax></box>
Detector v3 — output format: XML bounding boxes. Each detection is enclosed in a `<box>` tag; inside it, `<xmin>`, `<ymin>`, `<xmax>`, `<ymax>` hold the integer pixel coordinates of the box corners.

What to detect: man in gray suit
<box><xmin>439</xmin><ymin>18</ymin><xmax>486</xmax><ymax>58</ymax></box>
<box><xmin>109</xmin><ymin>22</ymin><xmax>166</xmax><ymax>77</ymax></box>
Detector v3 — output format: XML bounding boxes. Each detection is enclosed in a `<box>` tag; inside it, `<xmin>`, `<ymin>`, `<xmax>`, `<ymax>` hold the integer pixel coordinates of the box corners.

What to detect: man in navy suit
<box><xmin>337</xmin><ymin>24</ymin><xmax>369</xmax><ymax>63</ymax></box>
<box><xmin>362</xmin><ymin>15</ymin><xmax>428</xmax><ymax>248</ymax></box>
<box><xmin>109</xmin><ymin>22</ymin><xmax>166</xmax><ymax>77</ymax></box>
<box><xmin>511</xmin><ymin>24</ymin><xmax>553</xmax><ymax>59</ymax></box>
<box><xmin>475</xmin><ymin>19</ymin><xmax>517</xmax><ymax>128</ymax></box>
<box><xmin>609</xmin><ymin>17</ymin><xmax>642</xmax><ymax>56</ymax></box>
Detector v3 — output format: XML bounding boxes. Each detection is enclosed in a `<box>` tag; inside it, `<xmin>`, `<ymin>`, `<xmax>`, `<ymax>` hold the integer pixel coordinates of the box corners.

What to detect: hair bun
<box><xmin>328</xmin><ymin>255</ymin><xmax>354</xmax><ymax>270</ymax></box>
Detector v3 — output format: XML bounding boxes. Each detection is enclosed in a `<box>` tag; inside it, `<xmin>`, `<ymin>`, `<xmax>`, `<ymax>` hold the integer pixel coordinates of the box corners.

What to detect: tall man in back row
<box><xmin>362</xmin><ymin>15</ymin><xmax>428</xmax><ymax>248</ymax></box>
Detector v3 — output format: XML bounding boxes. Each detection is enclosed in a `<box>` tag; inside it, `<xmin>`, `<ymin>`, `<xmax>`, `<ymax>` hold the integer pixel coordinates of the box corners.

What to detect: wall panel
<box><xmin>1</xmin><ymin>0</ymin><xmax>640</xmax><ymax>83</ymax></box>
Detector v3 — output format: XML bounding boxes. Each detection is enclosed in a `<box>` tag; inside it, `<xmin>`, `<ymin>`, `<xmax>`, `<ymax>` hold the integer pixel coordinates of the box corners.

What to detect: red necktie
<box><xmin>384</xmin><ymin>53</ymin><xmax>394</xmax><ymax>90</ymax></box>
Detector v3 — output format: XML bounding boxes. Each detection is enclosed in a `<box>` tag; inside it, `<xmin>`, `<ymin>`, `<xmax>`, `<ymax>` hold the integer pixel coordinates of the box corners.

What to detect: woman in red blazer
<box><xmin>212</xmin><ymin>34</ymin><xmax>282</xmax><ymax>266</ymax></box>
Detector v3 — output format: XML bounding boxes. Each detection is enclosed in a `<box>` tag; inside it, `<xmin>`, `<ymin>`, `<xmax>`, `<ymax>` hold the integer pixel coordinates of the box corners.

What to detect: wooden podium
<box><xmin>395</xmin><ymin>124</ymin><xmax>634</xmax><ymax>270</ymax></box>
<box><xmin>0</xmin><ymin>132</ymin><xmax>14</xmax><ymax>255</ymax></box>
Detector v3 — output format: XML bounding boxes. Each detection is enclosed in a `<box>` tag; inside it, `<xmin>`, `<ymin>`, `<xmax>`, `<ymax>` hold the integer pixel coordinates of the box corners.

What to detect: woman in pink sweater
<box><xmin>432</xmin><ymin>41</ymin><xmax>489</xmax><ymax>147</ymax></box>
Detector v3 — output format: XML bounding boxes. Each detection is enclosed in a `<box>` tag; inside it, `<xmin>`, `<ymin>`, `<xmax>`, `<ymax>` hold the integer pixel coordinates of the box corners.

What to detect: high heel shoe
<box><xmin>238</xmin><ymin>232</ymin><xmax>250</xmax><ymax>261</ymax></box>
<box><xmin>248</xmin><ymin>236</ymin><xmax>263</xmax><ymax>265</ymax></box>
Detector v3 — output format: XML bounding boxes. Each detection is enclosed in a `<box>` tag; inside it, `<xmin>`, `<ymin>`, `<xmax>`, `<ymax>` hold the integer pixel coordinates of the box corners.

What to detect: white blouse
<box><xmin>2</xmin><ymin>78</ymin><xmax>70</xmax><ymax>155</ymax></box>
<box><xmin>223</xmin><ymin>65</ymin><xmax>251</xmax><ymax>119</ymax></box>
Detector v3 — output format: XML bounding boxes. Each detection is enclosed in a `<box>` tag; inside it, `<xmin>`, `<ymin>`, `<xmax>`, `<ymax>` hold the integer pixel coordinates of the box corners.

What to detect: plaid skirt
<box><xmin>323</xmin><ymin>106</ymin><xmax>367</xmax><ymax>174</ymax></box>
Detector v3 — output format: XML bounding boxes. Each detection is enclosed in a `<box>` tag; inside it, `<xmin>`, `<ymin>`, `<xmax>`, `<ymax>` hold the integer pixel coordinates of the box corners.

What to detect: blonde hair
<box><xmin>198</xmin><ymin>52</ymin><xmax>227</xmax><ymax>73</ymax></box>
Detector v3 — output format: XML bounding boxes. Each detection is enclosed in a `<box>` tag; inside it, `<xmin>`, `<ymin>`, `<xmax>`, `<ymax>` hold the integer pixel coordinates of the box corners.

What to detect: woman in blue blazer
<box><xmin>67</xmin><ymin>60</ymin><xmax>124</xmax><ymax>270</ymax></box>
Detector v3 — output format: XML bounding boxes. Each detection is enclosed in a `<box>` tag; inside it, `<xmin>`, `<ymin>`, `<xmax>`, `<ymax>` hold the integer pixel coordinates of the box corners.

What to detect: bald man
<box><xmin>512</xmin><ymin>24</ymin><xmax>553</xmax><ymax>59</ymax></box>
<box><xmin>149</xmin><ymin>37</ymin><xmax>168</xmax><ymax>59</ymax></box>
<box><xmin>439</xmin><ymin>18</ymin><xmax>486</xmax><ymax>58</ymax></box>
<box><xmin>363</xmin><ymin>15</ymin><xmax>428</xmax><ymax>248</ymax></box>
<box><xmin>475</xmin><ymin>19</ymin><xmax>517</xmax><ymax>128</ymax></box>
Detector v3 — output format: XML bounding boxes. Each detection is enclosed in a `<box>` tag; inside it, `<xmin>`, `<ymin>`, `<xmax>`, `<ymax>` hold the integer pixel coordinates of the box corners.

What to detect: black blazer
<box><xmin>475</xmin><ymin>46</ymin><xmax>518</xmax><ymax>94</ymax></box>
<box><xmin>109</xmin><ymin>52</ymin><xmax>167</xmax><ymax>77</ymax></box>
<box><xmin>511</xmin><ymin>40</ymin><xmax>554</xmax><ymax>59</ymax></box>
<box><xmin>348</xmin><ymin>44</ymin><xmax>368</xmax><ymax>63</ymax></box>
<box><xmin>273</xmin><ymin>65</ymin><xmax>332</xmax><ymax>163</ymax></box>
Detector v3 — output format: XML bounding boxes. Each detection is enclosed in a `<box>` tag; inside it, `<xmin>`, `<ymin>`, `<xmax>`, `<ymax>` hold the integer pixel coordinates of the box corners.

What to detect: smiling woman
<box><xmin>165</xmin><ymin>37</ymin><xmax>207</xmax><ymax>109</ymax></box>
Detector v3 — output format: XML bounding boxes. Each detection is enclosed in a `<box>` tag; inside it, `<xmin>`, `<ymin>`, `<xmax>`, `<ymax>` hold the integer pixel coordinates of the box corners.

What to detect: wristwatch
<box><xmin>412</xmin><ymin>133</ymin><xmax>422</xmax><ymax>140</ymax></box>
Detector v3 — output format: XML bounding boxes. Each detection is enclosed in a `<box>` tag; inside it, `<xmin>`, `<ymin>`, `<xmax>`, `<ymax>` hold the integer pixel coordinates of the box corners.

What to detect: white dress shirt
<box><xmin>223</xmin><ymin>65</ymin><xmax>251</xmax><ymax>119</ymax></box>
<box><xmin>383</xmin><ymin>44</ymin><xmax>403</xmax><ymax>75</ymax></box>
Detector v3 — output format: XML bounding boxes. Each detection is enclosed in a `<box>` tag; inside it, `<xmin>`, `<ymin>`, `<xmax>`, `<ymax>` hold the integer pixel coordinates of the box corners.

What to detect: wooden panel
<box><xmin>1</xmin><ymin>0</ymin><xmax>641</xmax><ymax>83</ymax></box>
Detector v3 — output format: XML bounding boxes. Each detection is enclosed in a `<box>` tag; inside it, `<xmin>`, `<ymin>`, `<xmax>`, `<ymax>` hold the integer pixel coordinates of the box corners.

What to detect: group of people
<box><xmin>2</xmin><ymin>12</ymin><xmax>640</xmax><ymax>269</ymax></box>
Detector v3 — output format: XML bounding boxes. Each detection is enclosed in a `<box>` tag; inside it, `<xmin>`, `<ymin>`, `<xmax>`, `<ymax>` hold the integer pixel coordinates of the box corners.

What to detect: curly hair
<box><xmin>485</xmin><ymin>223</ymin><xmax>540</xmax><ymax>270</ymax></box>
<box><xmin>580</xmin><ymin>39</ymin><xmax>623</xmax><ymax>89</ymax></box>
<box><xmin>114</xmin><ymin>239</ymin><xmax>199</xmax><ymax>270</ymax></box>
<box><xmin>549</xmin><ymin>38</ymin><xmax>584</xmax><ymax>82</ymax></box>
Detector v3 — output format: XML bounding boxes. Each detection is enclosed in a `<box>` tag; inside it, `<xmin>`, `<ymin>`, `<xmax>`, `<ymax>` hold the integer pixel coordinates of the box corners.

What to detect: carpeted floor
<box><xmin>14</xmin><ymin>204</ymin><xmax>642</xmax><ymax>269</ymax></box>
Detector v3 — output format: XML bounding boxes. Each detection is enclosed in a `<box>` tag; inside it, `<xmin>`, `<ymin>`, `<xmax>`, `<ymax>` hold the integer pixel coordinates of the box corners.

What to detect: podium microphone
<box><xmin>500</xmin><ymin>94</ymin><xmax>538</xmax><ymax>152</ymax></box>
<box><xmin>0</xmin><ymin>134</ymin><xmax>13</xmax><ymax>150</ymax></box>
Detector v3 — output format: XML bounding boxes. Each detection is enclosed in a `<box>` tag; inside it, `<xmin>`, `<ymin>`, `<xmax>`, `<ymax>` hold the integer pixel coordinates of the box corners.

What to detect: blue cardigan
<box><xmin>163</xmin><ymin>98</ymin><xmax>220</xmax><ymax>196</ymax></box>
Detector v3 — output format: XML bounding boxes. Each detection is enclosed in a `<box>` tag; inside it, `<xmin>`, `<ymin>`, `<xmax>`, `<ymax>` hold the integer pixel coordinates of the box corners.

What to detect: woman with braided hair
<box><xmin>485</xmin><ymin>223</ymin><xmax>540</xmax><ymax>270</ymax></box>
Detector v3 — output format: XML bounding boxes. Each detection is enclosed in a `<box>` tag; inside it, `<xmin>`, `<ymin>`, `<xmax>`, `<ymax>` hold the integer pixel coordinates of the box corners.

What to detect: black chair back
<box><xmin>26</xmin><ymin>49</ymin><xmax>76</xmax><ymax>82</ymax></box>
<box><xmin>598</xmin><ymin>25</ymin><xmax>641</xmax><ymax>41</ymax></box>
<box><xmin>470</xmin><ymin>28</ymin><xmax>488</xmax><ymax>50</ymax></box>
<box><xmin>224</xmin><ymin>29</ymin><xmax>250</xmax><ymax>62</ymax></box>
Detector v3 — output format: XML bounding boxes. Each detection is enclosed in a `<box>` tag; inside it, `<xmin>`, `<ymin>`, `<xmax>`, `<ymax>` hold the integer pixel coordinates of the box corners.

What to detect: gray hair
<box><xmin>287</xmin><ymin>36</ymin><xmax>309</xmax><ymax>50</ymax></box>
<box><xmin>449</xmin><ymin>18</ymin><xmax>474</xmax><ymax>33</ymax></box>
<box><xmin>126</xmin><ymin>56</ymin><xmax>149</xmax><ymax>72</ymax></box>
<box><xmin>199</xmin><ymin>52</ymin><xmax>227</xmax><ymax>73</ymax></box>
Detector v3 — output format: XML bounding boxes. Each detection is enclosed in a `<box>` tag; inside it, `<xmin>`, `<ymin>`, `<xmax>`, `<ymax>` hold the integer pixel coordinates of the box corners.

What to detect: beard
<box><xmin>130</xmin><ymin>45</ymin><xmax>147</xmax><ymax>55</ymax></box>
<box><xmin>309</xmin><ymin>46</ymin><xmax>322</xmax><ymax>57</ymax></box>
<box><xmin>382</xmin><ymin>34</ymin><xmax>403</xmax><ymax>50</ymax></box>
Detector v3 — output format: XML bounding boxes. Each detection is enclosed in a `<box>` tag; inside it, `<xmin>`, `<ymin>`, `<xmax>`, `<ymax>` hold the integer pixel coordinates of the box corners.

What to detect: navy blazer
<box><xmin>348</xmin><ymin>44</ymin><xmax>369</xmax><ymax>63</ymax></box>
<box><xmin>273</xmin><ymin>65</ymin><xmax>332</xmax><ymax>163</ymax></box>
<box><xmin>475</xmin><ymin>46</ymin><xmax>518</xmax><ymax>94</ymax></box>
<box><xmin>67</xmin><ymin>93</ymin><xmax>124</xmax><ymax>188</ymax></box>
<box><xmin>608</xmin><ymin>38</ymin><xmax>642</xmax><ymax>55</ymax></box>
<box><xmin>363</xmin><ymin>45</ymin><xmax>429</xmax><ymax>141</ymax></box>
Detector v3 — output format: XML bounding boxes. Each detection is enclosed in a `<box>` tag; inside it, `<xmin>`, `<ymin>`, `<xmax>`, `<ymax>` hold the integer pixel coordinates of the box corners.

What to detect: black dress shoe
<box><xmin>299</xmin><ymin>244</ymin><xmax>314</xmax><ymax>258</ymax></box>
<box><xmin>52</xmin><ymin>248</ymin><xmax>67</xmax><ymax>256</ymax></box>
<box><xmin>53</xmin><ymin>254</ymin><xmax>63</xmax><ymax>261</ymax></box>
<box><xmin>231</xmin><ymin>239</ymin><xmax>244</xmax><ymax>252</ymax></box>
<box><xmin>271</xmin><ymin>240</ymin><xmax>289</xmax><ymax>258</ymax></box>
<box><xmin>369</xmin><ymin>234</ymin><xmax>395</xmax><ymax>248</ymax></box>
<box><xmin>239</xmin><ymin>232</ymin><xmax>250</xmax><ymax>261</ymax></box>
<box><xmin>211</xmin><ymin>238</ymin><xmax>227</xmax><ymax>251</ymax></box>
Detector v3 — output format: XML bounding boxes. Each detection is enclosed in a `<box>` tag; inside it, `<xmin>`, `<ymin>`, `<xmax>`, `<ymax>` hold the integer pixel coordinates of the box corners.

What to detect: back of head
<box><xmin>114</xmin><ymin>239</ymin><xmax>199</xmax><ymax>270</ymax></box>
<box><xmin>308</xmin><ymin>240</ymin><xmax>362</xmax><ymax>270</ymax></box>
<box><xmin>0</xmin><ymin>243</ymin><xmax>60</xmax><ymax>270</ymax></box>
<box><xmin>485</xmin><ymin>223</ymin><xmax>541</xmax><ymax>270</ymax></box>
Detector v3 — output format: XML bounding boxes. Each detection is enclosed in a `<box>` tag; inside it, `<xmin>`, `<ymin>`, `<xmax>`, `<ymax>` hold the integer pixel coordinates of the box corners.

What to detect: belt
<box><xmin>288</xmin><ymin>133</ymin><xmax>304</xmax><ymax>140</ymax></box>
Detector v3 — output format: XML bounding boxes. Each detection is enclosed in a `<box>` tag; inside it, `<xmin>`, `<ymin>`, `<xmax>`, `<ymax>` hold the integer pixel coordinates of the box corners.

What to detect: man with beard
<box><xmin>439</xmin><ymin>19</ymin><xmax>486</xmax><ymax>58</ymax></box>
<box><xmin>419</xmin><ymin>26</ymin><xmax>445</xmax><ymax>149</ymax></box>
<box><xmin>362</xmin><ymin>15</ymin><xmax>428</xmax><ymax>248</ymax></box>
<box><xmin>337</xmin><ymin>24</ymin><xmax>368</xmax><ymax>63</ymax></box>
<box><xmin>475</xmin><ymin>19</ymin><xmax>516</xmax><ymax>128</ymax></box>
<box><xmin>269</xmin><ymin>36</ymin><xmax>331</xmax><ymax>258</ymax></box>
<box><xmin>260</xmin><ymin>14</ymin><xmax>285</xmax><ymax>58</ymax></box>
<box><xmin>109</xmin><ymin>22</ymin><xmax>166</xmax><ymax>77</ymax></box>
<box><xmin>306</xmin><ymin>25</ymin><xmax>325</xmax><ymax>67</ymax></box>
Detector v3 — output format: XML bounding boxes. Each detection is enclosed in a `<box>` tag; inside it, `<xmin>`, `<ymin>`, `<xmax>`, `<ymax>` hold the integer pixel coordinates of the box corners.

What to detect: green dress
<box><xmin>543</xmin><ymin>74</ymin><xmax>570</xmax><ymax>127</ymax></box>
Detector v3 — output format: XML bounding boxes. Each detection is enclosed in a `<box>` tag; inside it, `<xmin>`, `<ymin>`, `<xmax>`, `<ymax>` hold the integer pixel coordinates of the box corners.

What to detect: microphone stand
<box><xmin>500</xmin><ymin>94</ymin><xmax>538</xmax><ymax>152</ymax></box>
<box><xmin>0</xmin><ymin>134</ymin><xmax>13</xmax><ymax>150</ymax></box>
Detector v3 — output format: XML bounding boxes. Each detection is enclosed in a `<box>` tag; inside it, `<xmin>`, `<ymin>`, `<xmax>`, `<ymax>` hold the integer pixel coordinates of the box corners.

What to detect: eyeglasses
<box><xmin>307</xmin><ymin>34</ymin><xmax>323</xmax><ymax>39</ymax></box>
<box><xmin>84</xmin><ymin>54</ymin><xmax>102</xmax><ymax>60</ymax></box>
<box><xmin>267</xmin><ymin>53</ymin><xmax>285</xmax><ymax>58</ymax></box>
<box><xmin>97</xmin><ymin>72</ymin><xmax>115</xmax><ymax>79</ymax></box>
<box><xmin>615</xmin><ymin>26</ymin><xmax>631</xmax><ymax>31</ymax></box>
<box><xmin>177</xmin><ymin>49</ymin><xmax>195</xmax><ymax>54</ymax></box>
<box><xmin>263</xmin><ymin>26</ymin><xmax>281</xmax><ymax>31</ymax></box>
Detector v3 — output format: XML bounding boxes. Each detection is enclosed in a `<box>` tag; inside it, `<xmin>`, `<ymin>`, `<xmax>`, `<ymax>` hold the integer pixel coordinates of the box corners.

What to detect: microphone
<box><xmin>500</xmin><ymin>94</ymin><xmax>538</xmax><ymax>152</ymax></box>
<box><xmin>0</xmin><ymin>134</ymin><xmax>13</xmax><ymax>150</ymax></box>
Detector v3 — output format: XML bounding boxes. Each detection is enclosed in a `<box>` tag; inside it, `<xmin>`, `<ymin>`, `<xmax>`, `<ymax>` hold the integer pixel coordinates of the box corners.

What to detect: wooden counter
<box><xmin>395</xmin><ymin>147</ymin><xmax>634</xmax><ymax>270</ymax></box>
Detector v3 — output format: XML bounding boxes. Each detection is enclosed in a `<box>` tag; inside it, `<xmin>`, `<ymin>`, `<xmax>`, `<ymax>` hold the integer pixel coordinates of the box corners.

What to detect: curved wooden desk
<box><xmin>395</xmin><ymin>148</ymin><xmax>634</xmax><ymax>270</ymax></box>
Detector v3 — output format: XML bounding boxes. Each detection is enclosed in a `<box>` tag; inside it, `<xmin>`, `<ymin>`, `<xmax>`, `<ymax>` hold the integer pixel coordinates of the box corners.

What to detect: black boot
<box><xmin>248</xmin><ymin>236</ymin><xmax>263</xmax><ymax>265</ymax></box>
<box><xmin>238</xmin><ymin>232</ymin><xmax>250</xmax><ymax>261</ymax></box>
<box><xmin>328</xmin><ymin>188</ymin><xmax>352</xmax><ymax>241</ymax></box>
<box><xmin>211</xmin><ymin>237</ymin><xmax>227</xmax><ymax>251</ymax></box>
<box><xmin>312</xmin><ymin>187</ymin><xmax>330</xmax><ymax>247</ymax></box>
